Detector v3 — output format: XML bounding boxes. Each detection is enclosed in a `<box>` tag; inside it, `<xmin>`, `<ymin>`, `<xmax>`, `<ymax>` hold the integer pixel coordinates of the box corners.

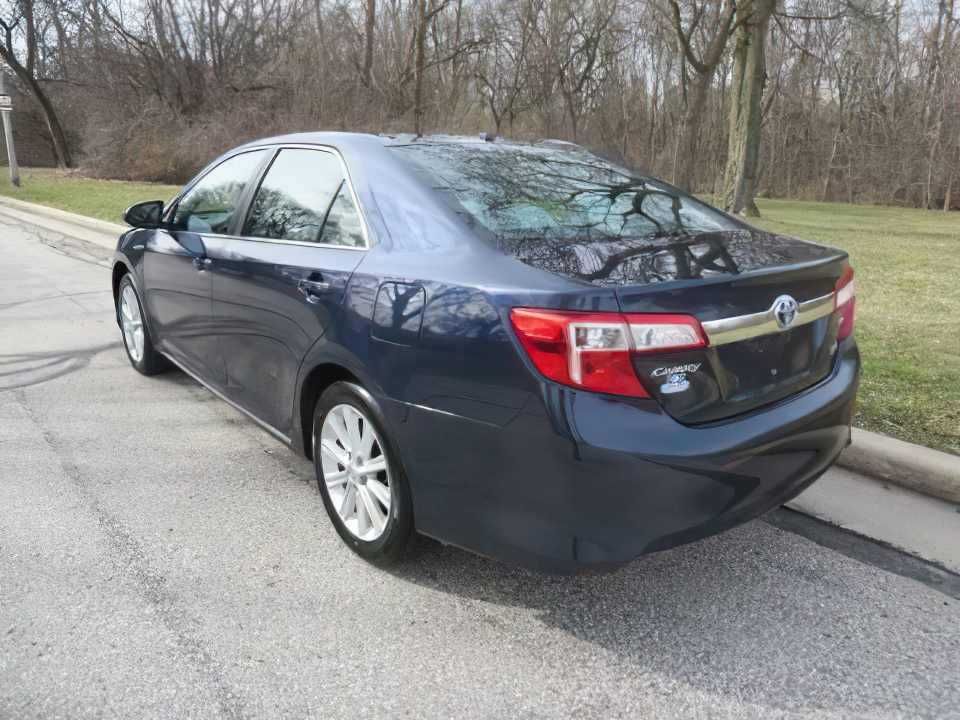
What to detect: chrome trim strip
<box><xmin>160</xmin><ymin>352</ymin><xmax>292</xmax><ymax>445</ymax></box>
<box><xmin>701</xmin><ymin>292</ymin><xmax>835</xmax><ymax>347</ymax></box>
<box><xmin>204</xmin><ymin>233</ymin><xmax>367</xmax><ymax>252</ymax></box>
<box><xmin>404</xmin><ymin>401</ymin><xmax>503</xmax><ymax>429</ymax></box>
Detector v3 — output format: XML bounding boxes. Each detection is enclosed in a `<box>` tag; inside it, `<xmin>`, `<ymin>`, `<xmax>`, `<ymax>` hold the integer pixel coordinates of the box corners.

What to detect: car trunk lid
<box><xmin>609</xmin><ymin>230</ymin><xmax>848</xmax><ymax>423</ymax></box>
<box><xmin>504</xmin><ymin>227</ymin><xmax>848</xmax><ymax>422</ymax></box>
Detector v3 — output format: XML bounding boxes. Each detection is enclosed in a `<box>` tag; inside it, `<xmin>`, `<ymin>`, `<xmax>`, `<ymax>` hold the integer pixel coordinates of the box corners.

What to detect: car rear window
<box><xmin>389</xmin><ymin>143</ymin><xmax>738</xmax><ymax>245</ymax></box>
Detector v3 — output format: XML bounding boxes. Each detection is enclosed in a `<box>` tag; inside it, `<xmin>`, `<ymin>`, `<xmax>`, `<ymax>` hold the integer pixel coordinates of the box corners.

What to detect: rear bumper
<box><xmin>387</xmin><ymin>340</ymin><xmax>860</xmax><ymax>573</ymax></box>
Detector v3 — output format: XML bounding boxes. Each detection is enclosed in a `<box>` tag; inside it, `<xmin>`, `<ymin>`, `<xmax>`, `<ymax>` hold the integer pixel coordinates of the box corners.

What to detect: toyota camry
<box><xmin>112</xmin><ymin>132</ymin><xmax>859</xmax><ymax>572</ymax></box>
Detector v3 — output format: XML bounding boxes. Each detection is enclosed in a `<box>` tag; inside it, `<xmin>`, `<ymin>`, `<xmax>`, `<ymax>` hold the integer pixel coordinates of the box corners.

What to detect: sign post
<box><xmin>0</xmin><ymin>73</ymin><xmax>19</xmax><ymax>187</ymax></box>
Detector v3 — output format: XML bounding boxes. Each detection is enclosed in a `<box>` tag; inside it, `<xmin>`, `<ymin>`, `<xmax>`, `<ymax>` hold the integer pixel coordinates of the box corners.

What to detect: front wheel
<box><xmin>117</xmin><ymin>274</ymin><xmax>167</xmax><ymax>376</ymax></box>
<box><xmin>313</xmin><ymin>381</ymin><xmax>414</xmax><ymax>565</ymax></box>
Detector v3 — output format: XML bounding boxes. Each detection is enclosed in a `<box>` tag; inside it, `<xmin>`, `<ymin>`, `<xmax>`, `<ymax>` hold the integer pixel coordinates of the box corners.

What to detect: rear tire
<box><xmin>313</xmin><ymin>381</ymin><xmax>414</xmax><ymax>565</ymax></box>
<box><xmin>116</xmin><ymin>274</ymin><xmax>167</xmax><ymax>376</ymax></box>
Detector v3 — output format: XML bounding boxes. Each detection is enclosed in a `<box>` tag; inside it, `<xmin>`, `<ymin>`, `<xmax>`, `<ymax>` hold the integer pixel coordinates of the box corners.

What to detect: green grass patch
<box><xmin>0</xmin><ymin>167</ymin><xmax>180</xmax><ymax>224</ymax></box>
<box><xmin>2</xmin><ymin>169</ymin><xmax>956</xmax><ymax>453</ymax></box>
<box><xmin>752</xmin><ymin>198</ymin><xmax>960</xmax><ymax>455</ymax></box>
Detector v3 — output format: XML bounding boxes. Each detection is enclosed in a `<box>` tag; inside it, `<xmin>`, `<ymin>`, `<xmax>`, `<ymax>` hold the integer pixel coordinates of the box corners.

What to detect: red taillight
<box><xmin>835</xmin><ymin>266</ymin><xmax>856</xmax><ymax>341</ymax></box>
<box><xmin>509</xmin><ymin>308</ymin><xmax>706</xmax><ymax>397</ymax></box>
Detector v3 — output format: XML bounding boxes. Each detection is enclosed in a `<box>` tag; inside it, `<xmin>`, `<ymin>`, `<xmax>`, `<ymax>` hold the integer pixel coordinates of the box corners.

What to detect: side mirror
<box><xmin>123</xmin><ymin>200</ymin><xmax>164</xmax><ymax>228</ymax></box>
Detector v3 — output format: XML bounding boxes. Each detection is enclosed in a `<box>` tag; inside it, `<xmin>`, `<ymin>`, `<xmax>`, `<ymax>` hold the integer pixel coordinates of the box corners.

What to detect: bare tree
<box><xmin>475</xmin><ymin>0</ymin><xmax>535</xmax><ymax>133</ymax></box>
<box><xmin>414</xmin><ymin>0</ymin><xmax>429</xmax><ymax>135</ymax></box>
<box><xmin>548</xmin><ymin>0</ymin><xmax>622</xmax><ymax>141</ymax></box>
<box><xmin>0</xmin><ymin>0</ymin><xmax>71</xmax><ymax>167</ymax></box>
<box><xmin>664</xmin><ymin>0</ymin><xmax>736</xmax><ymax>191</ymax></box>
<box><xmin>363</xmin><ymin>0</ymin><xmax>376</xmax><ymax>88</ymax></box>
<box><xmin>722</xmin><ymin>0</ymin><xmax>775</xmax><ymax>216</ymax></box>
<box><xmin>15</xmin><ymin>0</ymin><xmax>954</xmax><ymax>213</ymax></box>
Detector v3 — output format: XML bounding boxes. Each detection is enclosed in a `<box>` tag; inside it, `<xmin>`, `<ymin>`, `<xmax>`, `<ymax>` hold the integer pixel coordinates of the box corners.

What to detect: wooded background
<box><xmin>1</xmin><ymin>0</ymin><xmax>957</xmax><ymax>214</ymax></box>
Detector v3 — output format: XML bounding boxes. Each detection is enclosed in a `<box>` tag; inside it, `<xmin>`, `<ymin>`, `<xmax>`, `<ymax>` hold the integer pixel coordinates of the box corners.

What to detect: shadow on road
<box><xmin>387</xmin><ymin>524</ymin><xmax>956</xmax><ymax>713</ymax></box>
<box><xmin>151</xmin><ymin>363</ymin><xmax>959</xmax><ymax>714</ymax></box>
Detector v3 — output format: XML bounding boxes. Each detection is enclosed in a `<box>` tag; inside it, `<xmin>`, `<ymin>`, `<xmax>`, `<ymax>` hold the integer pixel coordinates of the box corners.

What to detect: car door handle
<box><xmin>192</xmin><ymin>257</ymin><xmax>212</xmax><ymax>271</ymax></box>
<box><xmin>297</xmin><ymin>278</ymin><xmax>331</xmax><ymax>303</ymax></box>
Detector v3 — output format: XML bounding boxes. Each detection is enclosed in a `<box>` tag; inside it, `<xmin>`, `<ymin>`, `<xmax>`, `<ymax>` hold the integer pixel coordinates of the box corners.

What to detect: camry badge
<box><xmin>772</xmin><ymin>295</ymin><xmax>799</xmax><ymax>330</ymax></box>
<box><xmin>660</xmin><ymin>372</ymin><xmax>691</xmax><ymax>394</ymax></box>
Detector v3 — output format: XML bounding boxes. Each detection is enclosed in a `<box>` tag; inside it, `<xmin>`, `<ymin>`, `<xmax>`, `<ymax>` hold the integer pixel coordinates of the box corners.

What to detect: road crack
<box><xmin>12</xmin><ymin>388</ymin><xmax>252</xmax><ymax>720</ymax></box>
<box><xmin>5</xmin><ymin>217</ymin><xmax>114</xmax><ymax>268</ymax></box>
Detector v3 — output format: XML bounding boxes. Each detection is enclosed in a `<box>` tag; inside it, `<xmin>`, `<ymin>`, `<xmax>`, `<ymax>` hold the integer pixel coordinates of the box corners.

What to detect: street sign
<box><xmin>0</xmin><ymin>95</ymin><xmax>11</xmax><ymax>111</ymax></box>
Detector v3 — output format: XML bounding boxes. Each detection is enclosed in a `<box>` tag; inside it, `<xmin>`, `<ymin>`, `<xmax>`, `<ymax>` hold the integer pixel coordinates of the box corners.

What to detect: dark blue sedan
<box><xmin>112</xmin><ymin>132</ymin><xmax>859</xmax><ymax>573</ymax></box>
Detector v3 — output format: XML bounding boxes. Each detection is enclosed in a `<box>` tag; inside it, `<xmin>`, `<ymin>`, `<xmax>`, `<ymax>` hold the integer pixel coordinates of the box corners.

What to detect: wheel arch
<box><xmin>111</xmin><ymin>260</ymin><xmax>130</xmax><ymax>308</ymax></box>
<box><xmin>298</xmin><ymin>362</ymin><xmax>364</xmax><ymax>460</ymax></box>
<box><xmin>112</xmin><ymin>257</ymin><xmax>163</xmax><ymax>354</ymax></box>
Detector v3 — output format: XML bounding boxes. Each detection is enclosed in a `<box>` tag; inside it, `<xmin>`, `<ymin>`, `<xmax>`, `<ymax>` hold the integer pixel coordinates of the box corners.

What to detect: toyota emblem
<box><xmin>772</xmin><ymin>295</ymin><xmax>799</xmax><ymax>329</ymax></box>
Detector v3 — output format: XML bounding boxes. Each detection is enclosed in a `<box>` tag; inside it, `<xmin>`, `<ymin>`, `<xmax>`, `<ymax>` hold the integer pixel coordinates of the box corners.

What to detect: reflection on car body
<box><xmin>112</xmin><ymin>132</ymin><xmax>859</xmax><ymax>572</ymax></box>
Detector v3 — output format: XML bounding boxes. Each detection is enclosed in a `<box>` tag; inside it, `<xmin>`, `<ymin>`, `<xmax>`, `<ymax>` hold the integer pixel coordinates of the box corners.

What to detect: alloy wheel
<box><xmin>319</xmin><ymin>403</ymin><xmax>392</xmax><ymax>542</ymax></box>
<box><xmin>119</xmin><ymin>284</ymin><xmax>145</xmax><ymax>363</ymax></box>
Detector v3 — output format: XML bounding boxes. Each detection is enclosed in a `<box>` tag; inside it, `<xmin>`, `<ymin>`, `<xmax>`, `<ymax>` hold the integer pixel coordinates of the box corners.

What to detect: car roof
<box><xmin>234</xmin><ymin>131</ymin><xmax>585</xmax><ymax>154</ymax></box>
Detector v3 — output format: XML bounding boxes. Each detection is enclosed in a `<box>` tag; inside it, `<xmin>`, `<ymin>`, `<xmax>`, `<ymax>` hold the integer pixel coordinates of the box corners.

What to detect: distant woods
<box><xmin>2</xmin><ymin>0</ymin><xmax>957</xmax><ymax>212</ymax></box>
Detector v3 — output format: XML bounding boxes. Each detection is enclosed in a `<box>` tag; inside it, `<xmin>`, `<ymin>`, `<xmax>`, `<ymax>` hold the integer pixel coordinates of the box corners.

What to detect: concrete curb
<box><xmin>785</xmin><ymin>465</ymin><xmax>960</xmax><ymax>574</ymax></box>
<box><xmin>839</xmin><ymin>428</ymin><xmax>960</xmax><ymax>505</ymax></box>
<box><xmin>0</xmin><ymin>195</ymin><xmax>126</xmax><ymax>235</ymax></box>
<box><xmin>0</xmin><ymin>195</ymin><xmax>123</xmax><ymax>250</ymax></box>
<box><xmin>2</xmin><ymin>196</ymin><xmax>959</xmax><ymax>504</ymax></box>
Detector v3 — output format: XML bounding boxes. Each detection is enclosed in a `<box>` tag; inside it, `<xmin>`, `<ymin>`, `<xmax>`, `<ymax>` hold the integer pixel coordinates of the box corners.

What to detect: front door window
<box><xmin>172</xmin><ymin>150</ymin><xmax>267</xmax><ymax>234</ymax></box>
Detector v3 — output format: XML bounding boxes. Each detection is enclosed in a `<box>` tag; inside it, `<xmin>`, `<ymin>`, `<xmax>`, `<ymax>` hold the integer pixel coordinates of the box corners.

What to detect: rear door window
<box><xmin>243</xmin><ymin>148</ymin><xmax>365</xmax><ymax>247</ymax></box>
<box><xmin>319</xmin><ymin>183</ymin><xmax>366</xmax><ymax>248</ymax></box>
<box><xmin>172</xmin><ymin>150</ymin><xmax>267</xmax><ymax>234</ymax></box>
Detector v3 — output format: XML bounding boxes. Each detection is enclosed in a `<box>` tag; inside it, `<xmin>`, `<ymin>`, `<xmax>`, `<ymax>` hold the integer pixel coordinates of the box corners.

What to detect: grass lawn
<box><xmin>0</xmin><ymin>167</ymin><xmax>180</xmax><ymax>224</ymax></box>
<box><xmin>2</xmin><ymin>168</ymin><xmax>957</xmax><ymax>453</ymax></box>
<box><xmin>752</xmin><ymin>198</ymin><xmax>960</xmax><ymax>455</ymax></box>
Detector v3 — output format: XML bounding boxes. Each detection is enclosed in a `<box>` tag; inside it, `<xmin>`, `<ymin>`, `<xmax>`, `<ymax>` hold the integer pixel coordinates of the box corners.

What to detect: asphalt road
<box><xmin>1</xmin><ymin>218</ymin><xmax>958</xmax><ymax>719</ymax></box>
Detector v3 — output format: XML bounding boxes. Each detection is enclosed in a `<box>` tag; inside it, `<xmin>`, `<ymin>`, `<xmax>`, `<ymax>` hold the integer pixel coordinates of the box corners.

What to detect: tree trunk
<box><xmin>946</xmin><ymin>138</ymin><xmax>960</xmax><ymax>211</ymax></box>
<box><xmin>821</xmin><ymin>123</ymin><xmax>843</xmax><ymax>202</ymax></box>
<box><xmin>667</xmin><ymin>0</ymin><xmax>736</xmax><ymax>192</ymax></box>
<box><xmin>413</xmin><ymin>0</ymin><xmax>427</xmax><ymax>136</ymax></box>
<box><xmin>563</xmin><ymin>90</ymin><xmax>579</xmax><ymax>142</ymax></box>
<box><xmin>722</xmin><ymin>0</ymin><xmax>774</xmax><ymax>217</ymax></box>
<box><xmin>362</xmin><ymin>0</ymin><xmax>375</xmax><ymax>88</ymax></box>
<box><xmin>17</xmin><ymin>69</ymin><xmax>72</xmax><ymax>169</ymax></box>
<box><xmin>0</xmin><ymin>19</ymin><xmax>72</xmax><ymax>169</ymax></box>
<box><xmin>673</xmin><ymin>77</ymin><xmax>709</xmax><ymax>192</ymax></box>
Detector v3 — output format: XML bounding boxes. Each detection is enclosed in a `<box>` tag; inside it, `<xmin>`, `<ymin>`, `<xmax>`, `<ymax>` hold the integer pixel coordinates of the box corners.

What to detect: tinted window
<box><xmin>320</xmin><ymin>183</ymin><xmax>366</xmax><ymax>247</ymax></box>
<box><xmin>173</xmin><ymin>150</ymin><xmax>266</xmax><ymax>233</ymax></box>
<box><xmin>244</xmin><ymin>148</ymin><xmax>352</xmax><ymax>244</ymax></box>
<box><xmin>390</xmin><ymin>143</ymin><xmax>736</xmax><ymax>242</ymax></box>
